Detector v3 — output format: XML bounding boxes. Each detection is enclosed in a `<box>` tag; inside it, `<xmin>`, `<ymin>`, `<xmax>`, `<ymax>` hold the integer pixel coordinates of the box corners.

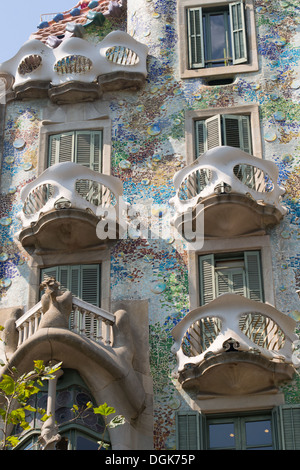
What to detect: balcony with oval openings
<box><xmin>170</xmin><ymin>146</ymin><xmax>287</xmax><ymax>239</ymax></box>
<box><xmin>0</xmin><ymin>31</ymin><xmax>148</xmax><ymax>104</ymax></box>
<box><xmin>171</xmin><ymin>294</ymin><xmax>300</xmax><ymax>398</ymax></box>
<box><xmin>17</xmin><ymin>162</ymin><xmax>128</xmax><ymax>254</ymax></box>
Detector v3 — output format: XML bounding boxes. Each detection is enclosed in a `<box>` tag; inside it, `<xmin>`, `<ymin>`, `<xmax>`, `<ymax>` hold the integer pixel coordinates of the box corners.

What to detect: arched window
<box><xmin>15</xmin><ymin>369</ymin><xmax>111</xmax><ymax>450</ymax></box>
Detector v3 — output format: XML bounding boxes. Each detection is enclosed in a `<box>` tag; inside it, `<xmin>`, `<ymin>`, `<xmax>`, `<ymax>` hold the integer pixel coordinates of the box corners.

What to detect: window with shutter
<box><xmin>199</xmin><ymin>251</ymin><xmax>263</xmax><ymax>305</ymax></box>
<box><xmin>186</xmin><ymin>2</ymin><xmax>247</xmax><ymax>70</ymax></box>
<box><xmin>48</xmin><ymin>130</ymin><xmax>103</xmax><ymax>171</ymax></box>
<box><xmin>41</xmin><ymin>264</ymin><xmax>101</xmax><ymax>307</ymax></box>
<box><xmin>272</xmin><ymin>405</ymin><xmax>300</xmax><ymax>450</ymax></box>
<box><xmin>176</xmin><ymin>411</ymin><xmax>205</xmax><ymax>450</ymax></box>
<box><xmin>195</xmin><ymin>114</ymin><xmax>251</xmax><ymax>157</ymax></box>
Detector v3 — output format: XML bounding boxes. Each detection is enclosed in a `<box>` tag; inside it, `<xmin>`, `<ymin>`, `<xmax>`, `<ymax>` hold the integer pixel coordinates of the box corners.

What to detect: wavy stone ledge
<box><xmin>179</xmin><ymin>351</ymin><xmax>296</xmax><ymax>397</ymax></box>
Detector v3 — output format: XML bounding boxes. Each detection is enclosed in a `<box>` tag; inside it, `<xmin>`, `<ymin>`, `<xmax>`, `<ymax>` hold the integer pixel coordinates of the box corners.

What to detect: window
<box><xmin>41</xmin><ymin>264</ymin><xmax>101</xmax><ymax>307</ymax></box>
<box><xmin>176</xmin><ymin>406</ymin><xmax>300</xmax><ymax>450</ymax></box>
<box><xmin>15</xmin><ymin>369</ymin><xmax>111</xmax><ymax>450</ymax></box>
<box><xmin>199</xmin><ymin>250</ymin><xmax>263</xmax><ymax>306</ymax></box>
<box><xmin>187</xmin><ymin>2</ymin><xmax>247</xmax><ymax>69</ymax></box>
<box><xmin>48</xmin><ymin>130</ymin><xmax>103</xmax><ymax>171</ymax></box>
<box><xmin>195</xmin><ymin>114</ymin><xmax>252</xmax><ymax>156</ymax></box>
<box><xmin>178</xmin><ymin>0</ymin><xmax>258</xmax><ymax>79</ymax></box>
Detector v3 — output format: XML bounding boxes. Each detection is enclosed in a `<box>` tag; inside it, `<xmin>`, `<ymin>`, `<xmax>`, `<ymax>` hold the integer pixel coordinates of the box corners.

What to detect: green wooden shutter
<box><xmin>195</xmin><ymin>120</ymin><xmax>207</xmax><ymax>157</ymax></box>
<box><xmin>240</xmin><ymin>115</ymin><xmax>252</xmax><ymax>153</ymax></box>
<box><xmin>215</xmin><ymin>268</ymin><xmax>246</xmax><ymax>297</ymax></box>
<box><xmin>48</xmin><ymin>130</ymin><xmax>102</xmax><ymax>170</ymax></box>
<box><xmin>70</xmin><ymin>266</ymin><xmax>80</xmax><ymax>298</ymax></box>
<box><xmin>41</xmin><ymin>267</ymin><xmax>59</xmax><ymax>282</ymax></box>
<box><xmin>244</xmin><ymin>251</ymin><xmax>264</xmax><ymax>301</ymax></box>
<box><xmin>222</xmin><ymin>114</ymin><xmax>252</xmax><ymax>153</ymax></box>
<box><xmin>176</xmin><ymin>411</ymin><xmax>205</xmax><ymax>450</ymax></box>
<box><xmin>229</xmin><ymin>2</ymin><xmax>247</xmax><ymax>65</ymax></box>
<box><xmin>187</xmin><ymin>7</ymin><xmax>205</xmax><ymax>69</ymax></box>
<box><xmin>80</xmin><ymin>264</ymin><xmax>101</xmax><ymax>307</ymax></box>
<box><xmin>272</xmin><ymin>405</ymin><xmax>300</xmax><ymax>450</ymax></box>
<box><xmin>58</xmin><ymin>266</ymin><xmax>70</xmax><ymax>293</ymax></box>
<box><xmin>40</xmin><ymin>266</ymin><xmax>60</xmax><ymax>300</ymax></box>
<box><xmin>206</xmin><ymin>115</ymin><xmax>222</xmax><ymax>150</ymax></box>
<box><xmin>199</xmin><ymin>254</ymin><xmax>216</xmax><ymax>305</ymax></box>
<box><xmin>48</xmin><ymin>132</ymin><xmax>75</xmax><ymax>166</ymax></box>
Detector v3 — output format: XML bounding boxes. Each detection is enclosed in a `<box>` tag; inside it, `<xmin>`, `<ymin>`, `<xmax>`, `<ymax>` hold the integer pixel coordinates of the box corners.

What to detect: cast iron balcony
<box><xmin>17</xmin><ymin>161</ymin><xmax>128</xmax><ymax>252</ymax></box>
<box><xmin>171</xmin><ymin>293</ymin><xmax>299</xmax><ymax>397</ymax></box>
<box><xmin>170</xmin><ymin>146</ymin><xmax>286</xmax><ymax>239</ymax></box>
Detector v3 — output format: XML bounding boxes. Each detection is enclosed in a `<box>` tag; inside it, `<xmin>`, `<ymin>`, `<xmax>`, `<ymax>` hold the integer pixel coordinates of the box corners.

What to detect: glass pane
<box><xmin>209</xmin><ymin>422</ymin><xmax>236</xmax><ymax>448</ymax></box>
<box><xmin>245</xmin><ymin>420</ymin><xmax>272</xmax><ymax>447</ymax></box>
<box><xmin>210</xmin><ymin>14</ymin><xmax>226</xmax><ymax>61</ymax></box>
<box><xmin>76</xmin><ymin>436</ymin><xmax>99</xmax><ymax>450</ymax></box>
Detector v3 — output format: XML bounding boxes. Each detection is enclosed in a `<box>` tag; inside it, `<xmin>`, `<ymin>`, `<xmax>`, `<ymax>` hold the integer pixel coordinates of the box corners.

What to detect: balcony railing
<box><xmin>0</xmin><ymin>30</ymin><xmax>148</xmax><ymax>102</ymax></box>
<box><xmin>15</xmin><ymin>297</ymin><xmax>115</xmax><ymax>348</ymax></box>
<box><xmin>170</xmin><ymin>146</ymin><xmax>286</xmax><ymax>219</ymax></box>
<box><xmin>172</xmin><ymin>293</ymin><xmax>299</xmax><ymax>373</ymax></box>
<box><xmin>18</xmin><ymin>161</ymin><xmax>127</xmax><ymax>230</ymax></box>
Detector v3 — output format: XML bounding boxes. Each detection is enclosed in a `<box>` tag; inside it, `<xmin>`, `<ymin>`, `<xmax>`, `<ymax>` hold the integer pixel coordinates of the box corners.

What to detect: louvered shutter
<box><xmin>231</xmin><ymin>269</ymin><xmax>246</xmax><ymax>295</ymax></box>
<box><xmin>40</xmin><ymin>266</ymin><xmax>60</xmax><ymax>299</ymax></box>
<box><xmin>240</xmin><ymin>115</ymin><xmax>252</xmax><ymax>153</ymax></box>
<box><xmin>272</xmin><ymin>405</ymin><xmax>300</xmax><ymax>450</ymax></box>
<box><xmin>80</xmin><ymin>264</ymin><xmax>100</xmax><ymax>307</ymax></box>
<box><xmin>206</xmin><ymin>115</ymin><xmax>222</xmax><ymax>150</ymax></box>
<box><xmin>41</xmin><ymin>267</ymin><xmax>59</xmax><ymax>282</ymax></box>
<box><xmin>216</xmin><ymin>270</ymin><xmax>231</xmax><ymax>296</ymax></box>
<box><xmin>222</xmin><ymin>114</ymin><xmax>252</xmax><ymax>153</ymax></box>
<box><xmin>48</xmin><ymin>132</ymin><xmax>75</xmax><ymax>166</ymax></box>
<box><xmin>195</xmin><ymin>120</ymin><xmax>207</xmax><ymax>157</ymax></box>
<box><xmin>244</xmin><ymin>251</ymin><xmax>264</xmax><ymax>301</ymax></box>
<box><xmin>187</xmin><ymin>8</ymin><xmax>205</xmax><ymax>69</ymax></box>
<box><xmin>58</xmin><ymin>266</ymin><xmax>70</xmax><ymax>293</ymax></box>
<box><xmin>229</xmin><ymin>2</ymin><xmax>247</xmax><ymax>65</ymax></box>
<box><xmin>70</xmin><ymin>266</ymin><xmax>80</xmax><ymax>298</ymax></box>
<box><xmin>199</xmin><ymin>254</ymin><xmax>216</xmax><ymax>306</ymax></box>
<box><xmin>176</xmin><ymin>412</ymin><xmax>205</xmax><ymax>450</ymax></box>
<box><xmin>216</xmin><ymin>268</ymin><xmax>246</xmax><ymax>297</ymax></box>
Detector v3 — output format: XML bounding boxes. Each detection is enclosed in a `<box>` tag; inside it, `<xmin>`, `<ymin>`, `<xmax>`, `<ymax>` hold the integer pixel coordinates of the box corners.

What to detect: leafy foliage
<box><xmin>0</xmin><ymin>360</ymin><xmax>62</xmax><ymax>449</ymax></box>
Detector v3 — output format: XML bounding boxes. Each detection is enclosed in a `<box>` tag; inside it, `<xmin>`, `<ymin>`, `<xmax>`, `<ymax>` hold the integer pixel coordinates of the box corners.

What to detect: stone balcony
<box><xmin>17</xmin><ymin>161</ymin><xmax>128</xmax><ymax>253</ymax></box>
<box><xmin>171</xmin><ymin>293</ymin><xmax>299</xmax><ymax>397</ymax></box>
<box><xmin>170</xmin><ymin>146</ymin><xmax>287</xmax><ymax>239</ymax></box>
<box><xmin>0</xmin><ymin>31</ymin><xmax>148</xmax><ymax>104</ymax></box>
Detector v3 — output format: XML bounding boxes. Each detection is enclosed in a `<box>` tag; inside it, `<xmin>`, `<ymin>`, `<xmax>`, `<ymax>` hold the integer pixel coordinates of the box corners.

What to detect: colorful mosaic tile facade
<box><xmin>0</xmin><ymin>0</ymin><xmax>299</xmax><ymax>449</ymax></box>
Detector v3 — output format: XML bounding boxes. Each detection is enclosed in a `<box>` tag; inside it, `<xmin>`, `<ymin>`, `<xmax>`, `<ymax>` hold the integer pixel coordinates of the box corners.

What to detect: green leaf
<box><xmin>97</xmin><ymin>440</ymin><xmax>110</xmax><ymax>450</ymax></box>
<box><xmin>24</xmin><ymin>405</ymin><xmax>37</xmax><ymax>413</ymax></box>
<box><xmin>0</xmin><ymin>375</ymin><xmax>15</xmax><ymax>395</ymax></box>
<box><xmin>41</xmin><ymin>413</ymin><xmax>51</xmax><ymax>422</ymax></box>
<box><xmin>6</xmin><ymin>436</ymin><xmax>19</xmax><ymax>448</ymax></box>
<box><xmin>93</xmin><ymin>403</ymin><xmax>115</xmax><ymax>416</ymax></box>
<box><xmin>107</xmin><ymin>415</ymin><xmax>126</xmax><ymax>428</ymax></box>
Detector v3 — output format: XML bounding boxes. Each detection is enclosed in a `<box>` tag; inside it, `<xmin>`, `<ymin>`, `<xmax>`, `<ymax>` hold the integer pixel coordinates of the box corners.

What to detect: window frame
<box><xmin>185</xmin><ymin>104</ymin><xmax>262</xmax><ymax>165</ymax></box>
<box><xmin>38</xmin><ymin>118</ymin><xmax>111</xmax><ymax>176</ymax></box>
<box><xmin>178</xmin><ymin>0</ymin><xmax>258</xmax><ymax>79</ymax></box>
<box><xmin>176</xmin><ymin>406</ymin><xmax>300</xmax><ymax>450</ymax></box>
<box><xmin>40</xmin><ymin>264</ymin><xmax>102</xmax><ymax>307</ymax></box>
<box><xmin>187</xmin><ymin>236</ymin><xmax>275</xmax><ymax>311</ymax></box>
<box><xmin>199</xmin><ymin>250</ymin><xmax>264</xmax><ymax>306</ymax></box>
<box><xmin>207</xmin><ymin>412</ymin><xmax>274</xmax><ymax>450</ymax></box>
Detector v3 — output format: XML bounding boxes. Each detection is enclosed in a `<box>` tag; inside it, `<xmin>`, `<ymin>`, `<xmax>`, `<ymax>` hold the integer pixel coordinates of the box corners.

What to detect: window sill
<box><xmin>180</xmin><ymin>62</ymin><xmax>259</xmax><ymax>80</ymax></box>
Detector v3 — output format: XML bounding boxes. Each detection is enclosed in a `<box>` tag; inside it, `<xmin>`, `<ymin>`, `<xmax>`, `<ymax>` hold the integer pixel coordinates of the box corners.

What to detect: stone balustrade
<box><xmin>15</xmin><ymin>296</ymin><xmax>115</xmax><ymax>348</ymax></box>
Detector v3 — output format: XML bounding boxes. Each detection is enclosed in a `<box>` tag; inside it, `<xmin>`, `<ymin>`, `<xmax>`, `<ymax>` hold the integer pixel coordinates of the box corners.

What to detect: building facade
<box><xmin>0</xmin><ymin>0</ymin><xmax>299</xmax><ymax>450</ymax></box>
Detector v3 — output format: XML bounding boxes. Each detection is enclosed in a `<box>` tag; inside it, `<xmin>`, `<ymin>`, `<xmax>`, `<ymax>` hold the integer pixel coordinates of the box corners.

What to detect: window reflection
<box><xmin>209</xmin><ymin>422</ymin><xmax>235</xmax><ymax>449</ymax></box>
